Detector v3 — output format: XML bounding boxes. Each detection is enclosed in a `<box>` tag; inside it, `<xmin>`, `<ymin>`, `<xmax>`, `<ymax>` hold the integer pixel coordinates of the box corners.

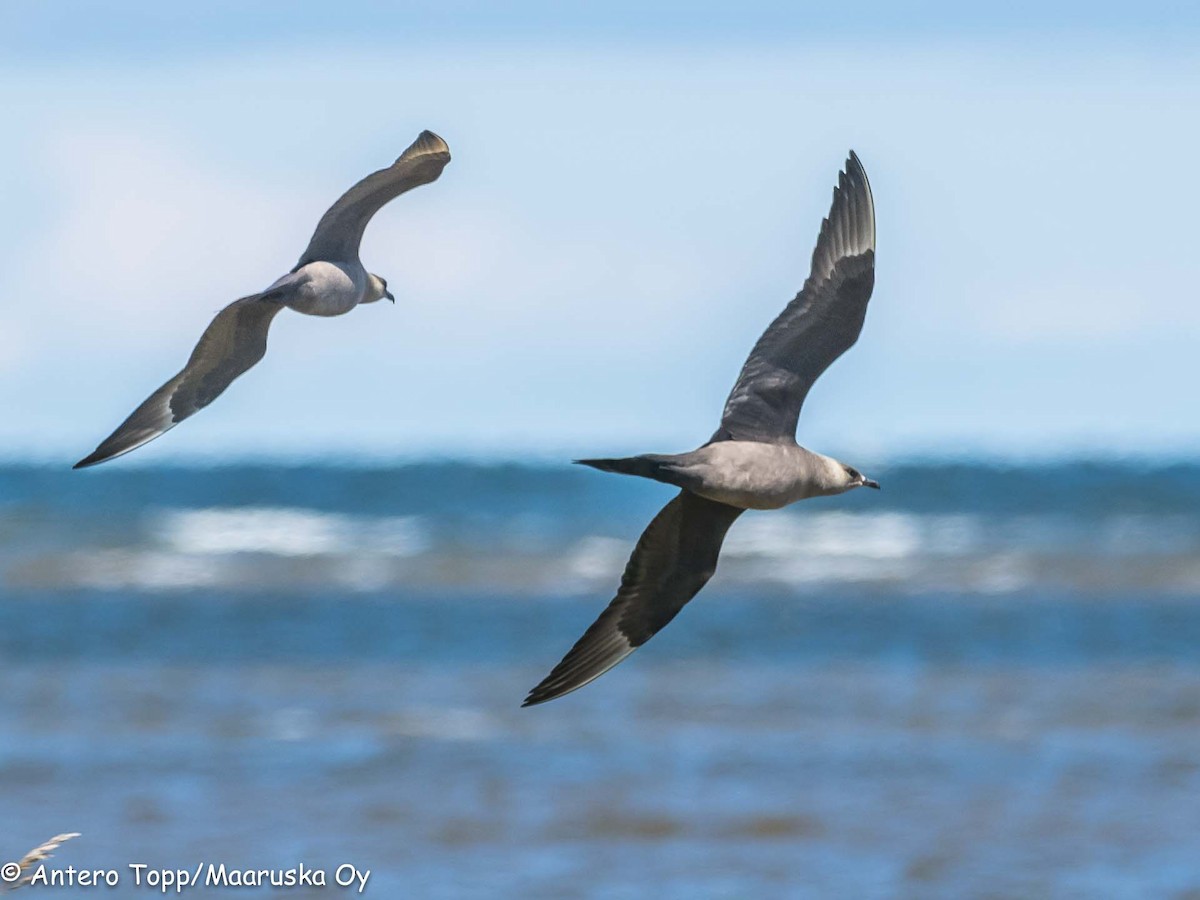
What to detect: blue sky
<box><xmin>2</xmin><ymin>3</ymin><xmax>1198</xmax><ymax>462</ymax></box>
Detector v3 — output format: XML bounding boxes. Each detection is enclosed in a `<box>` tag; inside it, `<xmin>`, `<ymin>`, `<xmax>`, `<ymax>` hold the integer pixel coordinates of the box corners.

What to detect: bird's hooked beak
<box><xmin>385</xmin><ymin>290</ymin><xmax>395</xmax><ymax>304</ymax></box>
<box><xmin>861</xmin><ymin>476</ymin><xmax>881</xmax><ymax>490</ymax></box>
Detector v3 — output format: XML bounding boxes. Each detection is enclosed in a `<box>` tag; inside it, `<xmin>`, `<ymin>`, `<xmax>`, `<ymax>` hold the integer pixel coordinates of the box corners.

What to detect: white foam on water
<box><xmin>736</xmin><ymin>553</ymin><xmax>922</xmax><ymax>586</ymax></box>
<box><xmin>156</xmin><ymin>507</ymin><xmax>429</xmax><ymax>558</ymax></box>
<box><xmin>559</xmin><ymin>512</ymin><xmax>984</xmax><ymax>590</ymax></box>
<box><xmin>565</xmin><ymin>536</ymin><xmax>629</xmax><ymax>580</ymax></box>
<box><xmin>724</xmin><ymin>512</ymin><xmax>982</xmax><ymax>561</ymax></box>
<box><xmin>68</xmin><ymin>550</ymin><xmax>222</xmax><ymax>590</ymax></box>
<box><xmin>160</xmin><ymin>507</ymin><xmax>347</xmax><ymax>556</ymax></box>
<box><xmin>25</xmin><ymin>506</ymin><xmax>1200</xmax><ymax>594</ymax></box>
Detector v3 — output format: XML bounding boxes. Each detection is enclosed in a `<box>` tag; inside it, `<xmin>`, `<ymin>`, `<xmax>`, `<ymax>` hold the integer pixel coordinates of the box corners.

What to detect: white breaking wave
<box><xmin>46</xmin><ymin>507</ymin><xmax>434</xmax><ymax>591</ymax></box>
<box><xmin>68</xmin><ymin>549</ymin><xmax>224</xmax><ymax>591</ymax></box>
<box><xmin>565</xmin><ymin>536</ymin><xmax>630</xmax><ymax>581</ymax></box>
<box><xmin>13</xmin><ymin>506</ymin><xmax>1200</xmax><ymax>594</ymax></box>
<box><xmin>562</xmin><ymin>511</ymin><xmax>984</xmax><ymax>589</ymax></box>
<box><xmin>723</xmin><ymin>511</ymin><xmax>982</xmax><ymax>561</ymax></box>
<box><xmin>157</xmin><ymin>507</ymin><xmax>429</xmax><ymax>558</ymax></box>
<box><xmin>561</xmin><ymin>510</ymin><xmax>1200</xmax><ymax>592</ymax></box>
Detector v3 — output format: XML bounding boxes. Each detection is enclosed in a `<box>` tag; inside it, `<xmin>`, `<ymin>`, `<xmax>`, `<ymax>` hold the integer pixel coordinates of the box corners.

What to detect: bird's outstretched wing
<box><xmin>523</xmin><ymin>491</ymin><xmax>743</xmax><ymax>706</ymax></box>
<box><xmin>295</xmin><ymin>130</ymin><xmax>451</xmax><ymax>267</ymax></box>
<box><xmin>74</xmin><ymin>294</ymin><xmax>285</xmax><ymax>468</ymax></box>
<box><xmin>713</xmin><ymin>152</ymin><xmax>876</xmax><ymax>444</ymax></box>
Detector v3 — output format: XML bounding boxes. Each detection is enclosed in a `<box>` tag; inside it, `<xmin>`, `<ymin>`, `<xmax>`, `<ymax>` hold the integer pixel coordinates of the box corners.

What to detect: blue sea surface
<box><xmin>2</xmin><ymin>460</ymin><xmax>1199</xmax><ymax>898</ymax></box>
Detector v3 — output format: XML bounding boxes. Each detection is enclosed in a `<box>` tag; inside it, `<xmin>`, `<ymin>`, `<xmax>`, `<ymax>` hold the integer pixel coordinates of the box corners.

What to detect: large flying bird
<box><xmin>525</xmin><ymin>152</ymin><xmax>878</xmax><ymax>706</ymax></box>
<box><xmin>75</xmin><ymin>130</ymin><xmax>450</xmax><ymax>469</ymax></box>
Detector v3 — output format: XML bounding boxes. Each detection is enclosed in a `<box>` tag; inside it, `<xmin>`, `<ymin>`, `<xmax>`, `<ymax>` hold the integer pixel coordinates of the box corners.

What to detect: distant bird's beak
<box><xmin>862</xmin><ymin>477</ymin><xmax>881</xmax><ymax>490</ymax></box>
<box><xmin>385</xmin><ymin>291</ymin><xmax>395</xmax><ymax>303</ymax></box>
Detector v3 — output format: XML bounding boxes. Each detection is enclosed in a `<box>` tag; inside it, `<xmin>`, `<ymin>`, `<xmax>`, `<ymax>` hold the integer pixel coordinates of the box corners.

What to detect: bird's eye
<box><xmin>846</xmin><ymin>468</ymin><xmax>859</xmax><ymax>479</ymax></box>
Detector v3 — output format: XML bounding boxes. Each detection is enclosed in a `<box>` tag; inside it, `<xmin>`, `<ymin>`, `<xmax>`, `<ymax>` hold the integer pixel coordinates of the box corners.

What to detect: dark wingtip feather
<box><xmin>521</xmin><ymin>690</ymin><xmax>561</xmax><ymax>708</ymax></box>
<box><xmin>403</xmin><ymin>130</ymin><xmax>451</xmax><ymax>163</ymax></box>
<box><xmin>522</xmin><ymin>677</ymin><xmax>559</xmax><ymax>707</ymax></box>
<box><xmin>72</xmin><ymin>429</ymin><xmax>156</xmax><ymax>470</ymax></box>
<box><xmin>521</xmin><ymin>610</ymin><xmax>639</xmax><ymax>707</ymax></box>
<box><xmin>835</xmin><ymin>150</ymin><xmax>875</xmax><ymax>257</ymax></box>
<box><xmin>574</xmin><ymin>458</ymin><xmax>618</xmax><ymax>472</ymax></box>
<box><xmin>73</xmin><ymin>439</ymin><xmax>128</xmax><ymax>469</ymax></box>
<box><xmin>521</xmin><ymin>652</ymin><xmax>625</xmax><ymax>707</ymax></box>
<box><xmin>72</xmin><ymin>445</ymin><xmax>127</xmax><ymax>470</ymax></box>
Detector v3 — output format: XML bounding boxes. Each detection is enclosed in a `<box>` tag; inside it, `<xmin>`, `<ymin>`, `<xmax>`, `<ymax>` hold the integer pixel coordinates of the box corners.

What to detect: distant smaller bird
<box><xmin>525</xmin><ymin>151</ymin><xmax>878</xmax><ymax>706</ymax></box>
<box><xmin>74</xmin><ymin>130</ymin><xmax>451</xmax><ymax>469</ymax></box>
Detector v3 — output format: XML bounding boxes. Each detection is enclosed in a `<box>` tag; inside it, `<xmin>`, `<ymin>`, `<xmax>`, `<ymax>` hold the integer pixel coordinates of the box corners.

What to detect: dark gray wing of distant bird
<box><xmin>713</xmin><ymin>152</ymin><xmax>876</xmax><ymax>444</ymax></box>
<box><xmin>73</xmin><ymin>293</ymin><xmax>286</xmax><ymax>469</ymax></box>
<box><xmin>295</xmin><ymin>130</ymin><xmax>451</xmax><ymax>267</ymax></box>
<box><xmin>523</xmin><ymin>491</ymin><xmax>744</xmax><ymax>706</ymax></box>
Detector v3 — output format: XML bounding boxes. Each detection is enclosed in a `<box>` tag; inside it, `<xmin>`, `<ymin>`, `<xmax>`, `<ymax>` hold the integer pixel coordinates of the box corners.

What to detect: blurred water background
<box><xmin>3</xmin><ymin>458</ymin><xmax>1199</xmax><ymax>897</ymax></box>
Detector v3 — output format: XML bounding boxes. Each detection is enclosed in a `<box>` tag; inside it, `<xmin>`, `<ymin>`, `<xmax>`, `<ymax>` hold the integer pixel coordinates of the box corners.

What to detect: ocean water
<box><xmin>2</xmin><ymin>460</ymin><xmax>1199</xmax><ymax>898</ymax></box>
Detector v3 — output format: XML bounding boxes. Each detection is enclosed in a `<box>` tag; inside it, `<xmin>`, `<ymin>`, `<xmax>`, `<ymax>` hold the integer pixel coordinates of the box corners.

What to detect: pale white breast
<box><xmin>285</xmin><ymin>261</ymin><xmax>368</xmax><ymax>317</ymax></box>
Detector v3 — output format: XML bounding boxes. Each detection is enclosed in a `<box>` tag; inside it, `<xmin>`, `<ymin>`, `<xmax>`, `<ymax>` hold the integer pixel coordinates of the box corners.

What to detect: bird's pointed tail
<box><xmin>574</xmin><ymin>455</ymin><xmax>685</xmax><ymax>485</ymax></box>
